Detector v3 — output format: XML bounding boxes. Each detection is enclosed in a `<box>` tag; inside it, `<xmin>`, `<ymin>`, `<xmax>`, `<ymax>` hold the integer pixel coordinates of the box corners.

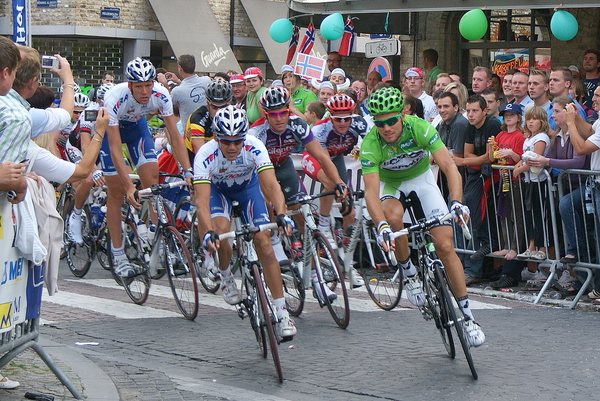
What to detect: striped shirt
<box><xmin>0</xmin><ymin>89</ymin><xmax>32</xmax><ymax>162</ymax></box>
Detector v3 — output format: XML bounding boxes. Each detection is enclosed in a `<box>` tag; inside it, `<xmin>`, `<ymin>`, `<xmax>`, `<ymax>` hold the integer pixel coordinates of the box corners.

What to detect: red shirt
<box><xmin>493</xmin><ymin>130</ymin><xmax>525</xmax><ymax>182</ymax></box>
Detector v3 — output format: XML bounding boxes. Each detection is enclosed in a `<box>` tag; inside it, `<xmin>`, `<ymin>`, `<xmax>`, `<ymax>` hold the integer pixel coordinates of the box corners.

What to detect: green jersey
<box><xmin>359</xmin><ymin>114</ymin><xmax>444</xmax><ymax>185</ymax></box>
<box><xmin>291</xmin><ymin>87</ymin><xmax>318</xmax><ymax>114</ymax></box>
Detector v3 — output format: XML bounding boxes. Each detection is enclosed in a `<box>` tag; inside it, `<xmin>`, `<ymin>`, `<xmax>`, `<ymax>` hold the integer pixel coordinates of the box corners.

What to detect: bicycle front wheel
<box><xmin>190</xmin><ymin>213</ymin><xmax>220</xmax><ymax>293</ymax></box>
<box><xmin>96</xmin><ymin>223</ymin><xmax>111</xmax><ymax>270</ymax></box>
<box><xmin>358</xmin><ymin>224</ymin><xmax>403</xmax><ymax>310</ymax></box>
<box><xmin>64</xmin><ymin>203</ymin><xmax>95</xmax><ymax>278</ymax></box>
<box><xmin>434</xmin><ymin>265</ymin><xmax>477</xmax><ymax>380</ymax></box>
<box><xmin>252</xmin><ymin>263</ymin><xmax>283</xmax><ymax>383</ymax></box>
<box><xmin>164</xmin><ymin>225</ymin><xmax>199</xmax><ymax>320</ymax></box>
<box><xmin>313</xmin><ymin>232</ymin><xmax>350</xmax><ymax>329</ymax></box>
<box><xmin>424</xmin><ymin>261</ymin><xmax>455</xmax><ymax>358</ymax></box>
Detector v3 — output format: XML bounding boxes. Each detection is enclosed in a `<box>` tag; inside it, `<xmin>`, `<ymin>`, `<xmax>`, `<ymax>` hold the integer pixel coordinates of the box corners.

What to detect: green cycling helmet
<box><xmin>367</xmin><ymin>87</ymin><xmax>404</xmax><ymax>116</ymax></box>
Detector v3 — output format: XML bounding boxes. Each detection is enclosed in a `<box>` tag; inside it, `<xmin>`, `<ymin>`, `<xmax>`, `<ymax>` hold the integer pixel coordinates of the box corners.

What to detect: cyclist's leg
<box><xmin>68</xmin><ymin>174</ymin><xmax>94</xmax><ymax>243</ymax></box>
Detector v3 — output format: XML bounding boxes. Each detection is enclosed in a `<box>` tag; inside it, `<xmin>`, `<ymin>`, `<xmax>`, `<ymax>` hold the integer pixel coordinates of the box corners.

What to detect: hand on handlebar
<box><xmin>202</xmin><ymin>230</ymin><xmax>219</xmax><ymax>253</ymax></box>
<box><xmin>276</xmin><ymin>214</ymin><xmax>294</xmax><ymax>236</ymax></box>
<box><xmin>376</xmin><ymin>221</ymin><xmax>394</xmax><ymax>252</ymax></box>
<box><xmin>450</xmin><ymin>200</ymin><xmax>470</xmax><ymax>225</ymax></box>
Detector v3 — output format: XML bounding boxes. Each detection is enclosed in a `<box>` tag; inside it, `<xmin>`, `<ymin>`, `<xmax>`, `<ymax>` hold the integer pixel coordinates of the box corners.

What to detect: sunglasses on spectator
<box><xmin>373</xmin><ymin>113</ymin><xmax>402</xmax><ymax>128</ymax></box>
<box><xmin>217</xmin><ymin>136</ymin><xmax>245</xmax><ymax>146</ymax></box>
<box><xmin>331</xmin><ymin>116</ymin><xmax>353</xmax><ymax>123</ymax></box>
<box><xmin>209</xmin><ymin>103</ymin><xmax>228</xmax><ymax>110</ymax></box>
<box><xmin>266</xmin><ymin>109</ymin><xmax>289</xmax><ymax>118</ymax></box>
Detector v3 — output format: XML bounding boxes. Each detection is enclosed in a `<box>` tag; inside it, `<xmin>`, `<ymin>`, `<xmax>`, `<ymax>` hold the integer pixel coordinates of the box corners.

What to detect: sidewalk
<box><xmin>0</xmin><ymin>336</ymin><xmax>119</xmax><ymax>401</ymax></box>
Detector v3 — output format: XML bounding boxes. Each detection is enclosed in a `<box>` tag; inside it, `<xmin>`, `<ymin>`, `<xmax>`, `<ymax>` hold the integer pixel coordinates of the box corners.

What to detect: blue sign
<box><xmin>370</xmin><ymin>34</ymin><xmax>391</xmax><ymax>39</ymax></box>
<box><xmin>100</xmin><ymin>7</ymin><xmax>120</xmax><ymax>20</ymax></box>
<box><xmin>37</xmin><ymin>0</ymin><xmax>58</xmax><ymax>8</ymax></box>
<box><xmin>12</xmin><ymin>0</ymin><xmax>28</xmax><ymax>45</ymax></box>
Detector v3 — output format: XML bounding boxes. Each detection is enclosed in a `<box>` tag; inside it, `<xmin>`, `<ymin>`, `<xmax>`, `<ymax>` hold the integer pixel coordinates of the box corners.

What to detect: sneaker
<box><xmin>278</xmin><ymin>315</ymin><xmax>297</xmax><ymax>339</ymax></box>
<box><xmin>470</xmin><ymin>244</ymin><xmax>490</xmax><ymax>260</ymax></box>
<box><xmin>516</xmin><ymin>250</ymin><xmax>535</xmax><ymax>260</ymax></box>
<box><xmin>588</xmin><ymin>289</ymin><xmax>600</xmax><ymax>300</ymax></box>
<box><xmin>558</xmin><ymin>270</ymin><xmax>576</xmax><ymax>288</ymax></box>
<box><xmin>489</xmin><ymin>274</ymin><xmax>519</xmax><ymax>289</ymax></box>
<box><xmin>350</xmin><ymin>268</ymin><xmax>364</xmax><ymax>288</ymax></box>
<box><xmin>522</xmin><ymin>268</ymin><xmax>546</xmax><ymax>282</ymax></box>
<box><xmin>0</xmin><ymin>376</ymin><xmax>20</xmax><ymax>389</ymax></box>
<box><xmin>320</xmin><ymin>227</ymin><xmax>338</xmax><ymax>250</ymax></box>
<box><xmin>465</xmin><ymin>274</ymin><xmax>481</xmax><ymax>286</ymax></box>
<box><xmin>403</xmin><ymin>275</ymin><xmax>425</xmax><ymax>307</ymax></box>
<box><xmin>221</xmin><ymin>275</ymin><xmax>241</xmax><ymax>305</ymax></box>
<box><xmin>205</xmin><ymin>261</ymin><xmax>221</xmax><ymax>282</ymax></box>
<box><xmin>464</xmin><ymin>319</ymin><xmax>486</xmax><ymax>347</ymax></box>
<box><xmin>313</xmin><ymin>280</ymin><xmax>337</xmax><ymax>303</ymax></box>
<box><xmin>114</xmin><ymin>258</ymin><xmax>135</xmax><ymax>277</ymax></box>
<box><xmin>68</xmin><ymin>211</ymin><xmax>83</xmax><ymax>245</ymax></box>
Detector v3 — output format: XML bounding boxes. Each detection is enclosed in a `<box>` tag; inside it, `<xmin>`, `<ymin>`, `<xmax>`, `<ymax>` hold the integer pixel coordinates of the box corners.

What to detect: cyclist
<box><xmin>101</xmin><ymin>57</ymin><xmax>193</xmax><ymax>277</ymax></box>
<box><xmin>195</xmin><ymin>105</ymin><xmax>297</xmax><ymax>339</ymax></box>
<box><xmin>57</xmin><ymin>93</ymin><xmax>90</xmax><ymax>162</ymax></box>
<box><xmin>360</xmin><ymin>87</ymin><xmax>485</xmax><ymax>347</ymax></box>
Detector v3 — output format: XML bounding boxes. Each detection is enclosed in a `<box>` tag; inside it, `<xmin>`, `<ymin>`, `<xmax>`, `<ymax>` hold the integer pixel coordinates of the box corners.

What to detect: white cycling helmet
<box><xmin>96</xmin><ymin>82</ymin><xmax>115</xmax><ymax>100</ymax></box>
<box><xmin>74</xmin><ymin>93</ymin><xmax>91</xmax><ymax>108</ymax></box>
<box><xmin>59</xmin><ymin>83</ymin><xmax>81</xmax><ymax>94</ymax></box>
<box><xmin>125</xmin><ymin>57</ymin><xmax>156</xmax><ymax>82</ymax></box>
<box><xmin>212</xmin><ymin>105</ymin><xmax>248</xmax><ymax>137</ymax></box>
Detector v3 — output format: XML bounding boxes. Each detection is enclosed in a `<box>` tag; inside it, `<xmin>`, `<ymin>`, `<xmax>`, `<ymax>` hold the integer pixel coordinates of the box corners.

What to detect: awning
<box><xmin>148</xmin><ymin>0</ymin><xmax>240</xmax><ymax>73</ymax></box>
<box><xmin>240</xmin><ymin>0</ymin><xmax>328</xmax><ymax>72</ymax></box>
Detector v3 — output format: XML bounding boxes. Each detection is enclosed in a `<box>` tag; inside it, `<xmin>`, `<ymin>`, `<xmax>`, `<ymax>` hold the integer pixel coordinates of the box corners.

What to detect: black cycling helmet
<box><xmin>259</xmin><ymin>86</ymin><xmax>290</xmax><ymax>110</ymax></box>
<box><xmin>206</xmin><ymin>80</ymin><xmax>233</xmax><ymax>104</ymax></box>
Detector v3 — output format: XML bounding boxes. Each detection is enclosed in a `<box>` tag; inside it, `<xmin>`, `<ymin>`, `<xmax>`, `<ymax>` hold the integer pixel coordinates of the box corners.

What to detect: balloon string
<box><xmin>384</xmin><ymin>12</ymin><xmax>389</xmax><ymax>32</ymax></box>
<box><xmin>554</xmin><ymin>4</ymin><xmax>563</xmax><ymax>11</ymax></box>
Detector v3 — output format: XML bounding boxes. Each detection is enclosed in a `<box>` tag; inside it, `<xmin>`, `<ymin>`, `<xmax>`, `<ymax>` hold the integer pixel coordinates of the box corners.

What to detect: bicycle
<box><xmin>215</xmin><ymin>201</ymin><xmax>284</xmax><ymax>382</ymax></box>
<box><xmin>107</xmin><ymin>180</ymin><xmax>199</xmax><ymax>320</ymax></box>
<box><xmin>386</xmin><ymin>193</ymin><xmax>478</xmax><ymax>379</ymax></box>
<box><xmin>283</xmin><ymin>190</ymin><xmax>350</xmax><ymax>329</ymax></box>
<box><xmin>342</xmin><ymin>190</ymin><xmax>403</xmax><ymax>310</ymax></box>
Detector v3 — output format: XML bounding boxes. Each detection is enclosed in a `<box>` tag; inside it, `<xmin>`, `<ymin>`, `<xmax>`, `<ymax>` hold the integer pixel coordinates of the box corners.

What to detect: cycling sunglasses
<box><xmin>373</xmin><ymin>113</ymin><xmax>402</xmax><ymax>128</ymax></box>
<box><xmin>331</xmin><ymin>115</ymin><xmax>353</xmax><ymax>123</ymax></box>
<box><xmin>266</xmin><ymin>109</ymin><xmax>289</xmax><ymax>118</ymax></box>
<box><xmin>217</xmin><ymin>136</ymin><xmax>245</xmax><ymax>146</ymax></box>
<box><xmin>209</xmin><ymin>103</ymin><xmax>228</xmax><ymax>110</ymax></box>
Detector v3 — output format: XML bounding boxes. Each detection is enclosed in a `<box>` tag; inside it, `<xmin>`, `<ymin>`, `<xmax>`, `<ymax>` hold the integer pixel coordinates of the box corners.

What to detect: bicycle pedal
<box><xmin>237</xmin><ymin>306</ymin><xmax>247</xmax><ymax>319</ymax></box>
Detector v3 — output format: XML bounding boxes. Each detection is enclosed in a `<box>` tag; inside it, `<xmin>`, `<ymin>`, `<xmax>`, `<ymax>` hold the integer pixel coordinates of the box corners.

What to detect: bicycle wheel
<box><xmin>313</xmin><ymin>232</ymin><xmax>350</xmax><ymax>329</ymax></box>
<box><xmin>252</xmin><ymin>263</ymin><xmax>283</xmax><ymax>383</ymax></box>
<box><xmin>63</xmin><ymin>202</ymin><xmax>95</xmax><ymax>277</ymax></box>
<box><xmin>358</xmin><ymin>223</ymin><xmax>403</xmax><ymax>310</ymax></box>
<box><xmin>96</xmin><ymin>223</ymin><xmax>111</xmax><ymax>271</ymax></box>
<box><xmin>423</xmin><ymin>261</ymin><xmax>455</xmax><ymax>358</ymax></box>
<box><xmin>243</xmin><ymin>268</ymin><xmax>268</xmax><ymax>358</ymax></box>
<box><xmin>59</xmin><ymin>187</ymin><xmax>75</xmax><ymax>260</ymax></box>
<box><xmin>163</xmin><ymin>225</ymin><xmax>199</xmax><ymax>320</ymax></box>
<box><xmin>280</xmin><ymin>234</ymin><xmax>305</xmax><ymax>317</ymax></box>
<box><xmin>434</xmin><ymin>265</ymin><xmax>478</xmax><ymax>379</ymax></box>
<box><xmin>190</xmin><ymin>213</ymin><xmax>220</xmax><ymax>293</ymax></box>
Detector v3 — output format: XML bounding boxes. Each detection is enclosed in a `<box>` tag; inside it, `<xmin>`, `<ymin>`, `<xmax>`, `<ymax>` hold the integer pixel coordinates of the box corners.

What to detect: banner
<box><xmin>294</xmin><ymin>53</ymin><xmax>326</xmax><ymax>81</ymax></box>
<box><xmin>12</xmin><ymin>0</ymin><xmax>28</xmax><ymax>45</ymax></box>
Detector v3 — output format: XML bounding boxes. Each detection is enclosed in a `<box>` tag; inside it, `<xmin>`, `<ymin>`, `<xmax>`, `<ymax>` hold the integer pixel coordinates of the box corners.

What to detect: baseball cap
<box><xmin>568</xmin><ymin>65</ymin><xmax>583</xmax><ymax>79</ymax></box>
<box><xmin>499</xmin><ymin>102</ymin><xmax>523</xmax><ymax>116</ymax></box>
<box><xmin>405</xmin><ymin>67</ymin><xmax>424</xmax><ymax>78</ymax></box>
<box><xmin>280</xmin><ymin>64</ymin><xmax>294</xmax><ymax>73</ymax></box>
<box><xmin>230</xmin><ymin>74</ymin><xmax>245</xmax><ymax>84</ymax></box>
<box><xmin>244</xmin><ymin>67</ymin><xmax>263</xmax><ymax>80</ymax></box>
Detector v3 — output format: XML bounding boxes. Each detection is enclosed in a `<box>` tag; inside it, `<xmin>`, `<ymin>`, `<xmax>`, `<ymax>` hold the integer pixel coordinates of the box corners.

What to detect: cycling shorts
<box><xmin>209</xmin><ymin>180</ymin><xmax>271</xmax><ymax>227</ymax></box>
<box><xmin>273</xmin><ymin>157</ymin><xmax>304</xmax><ymax>203</ymax></box>
<box><xmin>99</xmin><ymin>118</ymin><xmax>157</xmax><ymax>176</ymax></box>
<box><xmin>380</xmin><ymin>168</ymin><xmax>449</xmax><ymax>222</ymax></box>
<box><xmin>301</xmin><ymin>151</ymin><xmax>348</xmax><ymax>184</ymax></box>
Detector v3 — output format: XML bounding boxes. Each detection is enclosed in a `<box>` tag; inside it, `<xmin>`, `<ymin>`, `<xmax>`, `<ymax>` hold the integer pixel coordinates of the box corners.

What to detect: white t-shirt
<box><xmin>418</xmin><ymin>92</ymin><xmax>438</xmax><ymax>123</ymax></box>
<box><xmin>171</xmin><ymin>75</ymin><xmax>211</xmax><ymax>126</ymax></box>
<box><xmin>522</xmin><ymin>132</ymin><xmax>550</xmax><ymax>182</ymax></box>
<box><xmin>103</xmin><ymin>82</ymin><xmax>173</xmax><ymax>126</ymax></box>
<box><xmin>587</xmin><ymin>119</ymin><xmax>600</xmax><ymax>172</ymax></box>
<box><xmin>27</xmin><ymin>141</ymin><xmax>76</xmax><ymax>184</ymax></box>
<box><xmin>29</xmin><ymin>107</ymin><xmax>71</xmax><ymax>139</ymax></box>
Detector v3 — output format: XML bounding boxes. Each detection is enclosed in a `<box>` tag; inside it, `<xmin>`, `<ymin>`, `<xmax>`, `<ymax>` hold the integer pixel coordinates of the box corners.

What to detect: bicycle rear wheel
<box><xmin>190</xmin><ymin>213</ymin><xmax>220</xmax><ymax>293</ymax></box>
<box><xmin>96</xmin><ymin>223</ymin><xmax>111</xmax><ymax>270</ymax></box>
<box><xmin>64</xmin><ymin>203</ymin><xmax>95</xmax><ymax>278</ymax></box>
<box><xmin>424</xmin><ymin>261</ymin><xmax>455</xmax><ymax>358</ymax></box>
<box><xmin>434</xmin><ymin>265</ymin><xmax>477</xmax><ymax>379</ymax></box>
<box><xmin>281</xmin><ymin>263</ymin><xmax>304</xmax><ymax>317</ymax></box>
<box><xmin>358</xmin><ymin>224</ymin><xmax>403</xmax><ymax>310</ymax></box>
<box><xmin>313</xmin><ymin>232</ymin><xmax>350</xmax><ymax>329</ymax></box>
<box><xmin>252</xmin><ymin>263</ymin><xmax>283</xmax><ymax>383</ymax></box>
<box><xmin>164</xmin><ymin>225</ymin><xmax>199</xmax><ymax>320</ymax></box>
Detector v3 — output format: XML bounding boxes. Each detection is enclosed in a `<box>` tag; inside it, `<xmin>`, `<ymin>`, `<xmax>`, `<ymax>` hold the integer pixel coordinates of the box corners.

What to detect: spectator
<box><xmin>481</xmin><ymin>88</ymin><xmax>501</xmax><ymax>121</ymax></box>
<box><xmin>500</xmin><ymin>69</ymin><xmax>519</xmax><ymax>110</ymax></box>
<box><xmin>404</xmin><ymin>67</ymin><xmax>437</xmax><ymax>122</ymax></box>
<box><xmin>281</xmin><ymin>64</ymin><xmax>318</xmax><ymax>116</ymax></box>
<box><xmin>582</xmin><ymin>49</ymin><xmax>600</xmax><ymax>110</ymax></box>
<box><xmin>88</xmin><ymin>71</ymin><xmax>115</xmax><ymax>102</ymax></box>
<box><xmin>303</xmin><ymin>100</ymin><xmax>326</xmax><ymax>126</ymax></box>
<box><xmin>444</xmin><ymin>81</ymin><xmax>469</xmax><ymax>113</ymax></box>
<box><xmin>435</xmin><ymin>73</ymin><xmax>452</xmax><ymax>92</ymax></box>
<box><xmin>570</xmin><ymin>78</ymin><xmax>593</xmax><ymax>117</ymax></box>
<box><xmin>213</xmin><ymin>71</ymin><xmax>230</xmax><ymax>81</ymax></box>
<box><xmin>471</xmin><ymin>66</ymin><xmax>492</xmax><ymax>95</ymax></box>
<box><xmin>526</xmin><ymin>68</ymin><xmax>552</xmax><ymax>124</ymax></box>
<box><xmin>549</xmin><ymin>67</ymin><xmax>587</xmax><ymax>121</ymax></box>
<box><xmin>436</xmin><ymin>92</ymin><xmax>468</xmax><ymax>158</ymax></box>
<box><xmin>230</xmin><ymin>73</ymin><xmax>247</xmax><ymax>110</ymax></box>
<box><xmin>318</xmin><ymin>81</ymin><xmax>336</xmax><ymax>104</ymax></box>
<box><xmin>329</xmin><ymin>68</ymin><xmax>350</xmax><ymax>89</ymax></box>
<box><xmin>491</xmin><ymin>73</ymin><xmax>502</xmax><ymax>97</ymax></box>
<box><xmin>170</xmin><ymin>54</ymin><xmax>211</xmax><ymax>127</ymax></box>
<box><xmin>401</xmin><ymin>93</ymin><xmax>424</xmax><ymax>120</ymax></box>
<box><xmin>510</xmin><ymin>71</ymin><xmax>532</xmax><ymax>108</ymax></box>
<box><xmin>422</xmin><ymin>48</ymin><xmax>443</xmax><ymax>93</ymax></box>
<box><xmin>244</xmin><ymin>67</ymin><xmax>266</xmax><ymax>124</ymax></box>
<box><xmin>367</xmin><ymin>70</ymin><xmax>382</xmax><ymax>95</ymax></box>
<box><xmin>448</xmin><ymin>72</ymin><xmax>462</xmax><ymax>83</ymax></box>
<box><xmin>429</xmin><ymin>89</ymin><xmax>444</xmax><ymax>128</ymax></box>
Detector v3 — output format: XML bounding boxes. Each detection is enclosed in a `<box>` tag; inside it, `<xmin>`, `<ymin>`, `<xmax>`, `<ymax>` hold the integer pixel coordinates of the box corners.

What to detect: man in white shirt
<box><xmin>404</xmin><ymin>67</ymin><xmax>438</xmax><ymax>123</ymax></box>
<box><xmin>170</xmin><ymin>54</ymin><xmax>211</xmax><ymax>126</ymax></box>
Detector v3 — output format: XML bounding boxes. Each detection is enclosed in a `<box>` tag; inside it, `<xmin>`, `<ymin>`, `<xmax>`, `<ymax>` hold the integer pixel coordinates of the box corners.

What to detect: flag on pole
<box><xmin>298</xmin><ymin>22</ymin><xmax>315</xmax><ymax>55</ymax></box>
<box><xmin>294</xmin><ymin>53</ymin><xmax>326</xmax><ymax>81</ymax></box>
<box><xmin>286</xmin><ymin>25</ymin><xmax>300</xmax><ymax>65</ymax></box>
<box><xmin>338</xmin><ymin>17</ymin><xmax>355</xmax><ymax>56</ymax></box>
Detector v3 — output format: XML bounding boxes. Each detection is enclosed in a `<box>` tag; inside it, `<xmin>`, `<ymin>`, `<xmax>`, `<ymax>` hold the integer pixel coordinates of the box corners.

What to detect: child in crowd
<box><xmin>513</xmin><ymin>106</ymin><xmax>551</xmax><ymax>277</ymax></box>
<box><xmin>488</xmin><ymin>103</ymin><xmax>525</xmax><ymax>261</ymax></box>
<box><xmin>304</xmin><ymin>100</ymin><xmax>326</xmax><ymax>126</ymax></box>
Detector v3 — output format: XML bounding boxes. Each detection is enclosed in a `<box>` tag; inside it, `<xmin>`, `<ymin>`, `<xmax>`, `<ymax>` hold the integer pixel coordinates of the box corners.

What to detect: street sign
<box><xmin>100</xmin><ymin>7</ymin><xmax>120</xmax><ymax>20</ymax></box>
<box><xmin>364</xmin><ymin>39</ymin><xmax>400</xmax><ymax>58</ymax></box>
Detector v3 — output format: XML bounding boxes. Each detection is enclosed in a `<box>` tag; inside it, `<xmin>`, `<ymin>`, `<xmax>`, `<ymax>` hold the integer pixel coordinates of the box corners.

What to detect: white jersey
<box><xmin>193</xmin><ymin>135</ymin><xmax>273</xmax><ymax>192</ymax></box>
<box><xmin>103</xmin><ymin>82</ymin><xmax>173</xmax><ymax>126</ymax></box>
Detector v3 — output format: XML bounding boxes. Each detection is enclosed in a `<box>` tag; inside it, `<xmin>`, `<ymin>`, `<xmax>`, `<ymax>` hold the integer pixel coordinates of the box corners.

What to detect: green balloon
<box><xmin>320</xmin><ymin>13</ymin><xmax>344</xmax><ymax>41</ymax></box>
<box><xmin>270</xmin><ymin>19</ymin><xmax>293</xmax><ymax>43</ymax></box>
<box><xmin>459</xmin><ymin>9</ymin><xmax>488</xmax><ymax>41</ymax></box>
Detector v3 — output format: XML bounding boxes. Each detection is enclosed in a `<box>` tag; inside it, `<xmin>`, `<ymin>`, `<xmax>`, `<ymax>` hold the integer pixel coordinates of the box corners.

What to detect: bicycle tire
<box><xmin>252</xmin><ymin>263</ymin><xmax>283</xmax><ymax>383</ymax></box>
<box><xmin>280</xmin><ymin>232</ymin><xmax>305</xmax><ymax>317</ymax></box>
<box><xmin>190</xmin><ymin>213</ymin><xmax>220</xmax><ymax>293</ymax></box>
<box><xmin>59</xmin><ymin>188</ymin><xmax>75</xmax><ymax>260</ymax></box>
<box><xmin>434</xmin><ymin>265</ymin><xmax>478</xmax><ymax>379</ymax></box>
<box><xmin>358</xmin><ymin>224</ymin><xmax>403</xmax><ymax>310</ymax></box>
<box><xmin>313</xmin><ymin>232</ymin><xmax>350</xmax><ymax>329</ymax></box>
<box><xmin>64</xmin><ymin>203</ymin><xmax>95</xmax><ymax>278</ymax></box>
<box><xmin>164</xmin><ymin>225</ymin><xmax>199</xmax><ymax>320</ymax></box>
<box><xmin>424</xmin><ymin>261</ymin><xmax>455</xmax><ymax>358</ymax></box>
<box><xmin>96</xmin><ymin>223</ymin><xmax>111</xmax><ymax>271</ymax></box>
<box><xmin>243</xmin><ymin>268</ymin><xmax>268</xmax><ymax>358</ymax></box>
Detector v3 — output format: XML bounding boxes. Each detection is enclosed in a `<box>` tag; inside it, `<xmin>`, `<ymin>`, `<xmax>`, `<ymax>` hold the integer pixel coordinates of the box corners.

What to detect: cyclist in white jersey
<box><xmin>194</xmin><ymin>106</ymin><xmax>297</xmax><ymax>339</ymax></box>
<box><xmin>100</xmin><ymin>58</ymin><xmax>193</xmax><ymax>277</ymax></box>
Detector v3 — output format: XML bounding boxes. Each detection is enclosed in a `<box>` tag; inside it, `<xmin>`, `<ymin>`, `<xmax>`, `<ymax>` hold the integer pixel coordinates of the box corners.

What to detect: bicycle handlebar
<box><xmin>218</xmin><ymin>222</ymin><xmax>279</xmax><ymax>241</ymax></box>
<box><xmin>285</xmin><ymin>190</ymin><xmax>337</xmax><ymax>207</ymax></box>
<box><xmin>388</xmin><ymin>210</ymin><xmax>471</xmax><ymax>241</ymax></box>
<box><xmin>136</xmin><ymin>180</ymin><xmax>187</xmax><ymax>198</ymax></box>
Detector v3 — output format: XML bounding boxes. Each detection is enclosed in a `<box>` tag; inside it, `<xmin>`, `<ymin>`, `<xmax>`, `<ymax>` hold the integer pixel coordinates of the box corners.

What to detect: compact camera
<box><xmin>41</xmin><ymin>55</ymin><xmax>59</xmax><ymax>69</ymax></box>
<box><xmin>84</xmin><ymin>110</ymin><xmax>98</xmax><ymax>122</ymax></box>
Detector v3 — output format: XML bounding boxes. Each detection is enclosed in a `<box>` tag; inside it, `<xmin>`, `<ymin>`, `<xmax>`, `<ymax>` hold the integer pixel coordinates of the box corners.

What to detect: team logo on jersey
<box><xmin>294</xmin><ymin>99</ymin><xmax>302</xmax><ymax>105</ymax></box>
<box><xmin>361</xmin><ymin>160</ymin><xmax>374</xmax><ymax>167</ymax></box>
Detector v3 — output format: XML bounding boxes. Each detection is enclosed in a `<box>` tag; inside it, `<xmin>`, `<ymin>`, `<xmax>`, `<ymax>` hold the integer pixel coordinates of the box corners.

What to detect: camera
<box><xmin>41</xmin><ymin>55</ymin><xmax>59</xmax><ymax>69</ymax></box>
<box><xmin>84</xmin><ymin>110</ymin><xmax>98</xmax><ymax>122</ymax></box>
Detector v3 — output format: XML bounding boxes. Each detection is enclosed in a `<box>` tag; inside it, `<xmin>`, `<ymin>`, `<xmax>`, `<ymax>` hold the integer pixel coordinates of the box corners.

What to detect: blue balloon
<box><xmin>551</xmin><ymin>11</ymin><xmax>578</xmax><ymax>41</ymax></box>
<box><xmin>320</xmin><ymin>13</ymin><xmax>344</xmax><ymax>41</ymax></box>
<box><xmin>270</xmin><ymin>19</ymin><xmax>293</xmax><ymax>43</ymax></box>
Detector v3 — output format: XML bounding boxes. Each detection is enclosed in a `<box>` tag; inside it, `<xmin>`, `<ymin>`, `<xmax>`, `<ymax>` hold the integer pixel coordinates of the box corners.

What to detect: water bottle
<box><xmin>90</xmin><ymin>201</ymin><xmax>101</xmax><ymax>229</ymax></box>
<box><xmin>137</xmin><ymin>221</ymin><xmax>149</xmax><ymax>245</ymax></box>
<box><xmin>98</xmin><ymin>205</ymin><xmax>107</xmax><ymax>223</ymax></box>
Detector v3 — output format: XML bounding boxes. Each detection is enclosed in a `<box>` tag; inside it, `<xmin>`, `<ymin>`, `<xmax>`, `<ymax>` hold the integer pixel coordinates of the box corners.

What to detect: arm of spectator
<box><xmin>52</xmin><ymin>55</ymin><xmax>75</xmax><ymax>116</ymax></box>
<box><xmin>165</xmin><ymin>72</ymin><xmax>181</xmax><ymax>86</ymax></box>
<box><xmin>512</xmin><ymin>160</ymin><xmax>527</xmax><ymax>176</ymax></box>
<box><xmin>67</xmin><ymin>108</ymin><xmax>108</xmax><ymax>182</ymax></box>
<box><xmin>156</xmin><ymin>73</ymin><xmax>170</xmax><ymax>90</ymax></box>
<box><xmin>536</xmin><ymin>152</ymin><xmax>587</xmax><ymax>170</ymax></box>
<box><xmin>454</xmin><ymin>143</ymin><xmax>490</xmax><ymax>166</ymax></box>
<box><xmin>289</xmin><ymin>104</ymin><xmax>304</xmax><ymax>119</ymax></box>
<box><xmin>566</xmin><ymin>103</ymin><xmax>599</xmax><ymax>156</ymax></box>
<box><xmin>0</xmin><ymin>161</ymin><xmax>28</xmax><ymax>193</ymax></box>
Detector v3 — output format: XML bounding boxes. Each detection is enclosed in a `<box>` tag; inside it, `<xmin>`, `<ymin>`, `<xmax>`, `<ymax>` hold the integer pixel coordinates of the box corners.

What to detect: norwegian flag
<box><xmin>286</xmin><ymin>25</ymin><xmax>300</xmax><ymax>65</ymax></box>
<box><xmin>338</xmin><ymin>17</ymin><xmax>355</xmax><ymax>56</ymax></box>
<box><xmin>294</xmin><ymin>53</ymin><xmax>326</xmax><ymax>81</ymax></box>
<box><xmin>298</xmin><ymin>22</ymin><xmax>315</xmax><ymax>55</ymax></box>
